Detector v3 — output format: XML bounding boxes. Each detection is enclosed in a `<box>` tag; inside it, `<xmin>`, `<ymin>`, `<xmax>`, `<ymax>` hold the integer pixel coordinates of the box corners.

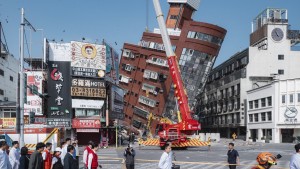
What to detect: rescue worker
<box><xmin>252</xmin><ymin>152</ymin><xmax>282</xmax><ymax>169</ymax></box>
<box><xmin>43</xmin><ymin>142</ymin><xmax>52</xmax><ymax>169</ymax></box>
<box><xmin>83</xmin><ymin>141</ymin><xmax>94</xmax><ymax>169</ymax></box>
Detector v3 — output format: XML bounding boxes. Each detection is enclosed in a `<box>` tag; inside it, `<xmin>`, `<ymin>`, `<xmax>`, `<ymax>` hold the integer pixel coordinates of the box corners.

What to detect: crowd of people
<box><xmin>0</xmin><ymin>138</ymin><xmax>98</xmax><ymax>169</ymax></box>
<box><xmin>0</xmin><ymin>138</ymin><xmax>299</xmax><ymax>169</ymax></box>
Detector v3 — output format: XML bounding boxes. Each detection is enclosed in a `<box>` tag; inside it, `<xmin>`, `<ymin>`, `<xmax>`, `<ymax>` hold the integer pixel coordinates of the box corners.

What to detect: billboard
<box><xmin>72</xmin><ymin>119</ymin><xmax>101</xmax><ymax>128</ymax></box>
<box><xmin>71</xmin><ymin>41</ymin><xmax>106</xmax><ymax>70</ymax></box>
<box><xmin>71</xmin><ymin>67</ymin><xmax>104</xmax><ymax>78</ymax></box>
<box><xmin>24</xmin><ymin>71</ymin><xmax>44</xmax><ymax>115</ymax></box>
<box><xmin>71</xmin><ymin>78</ymin><xmax>106</xmax><ymax>98</ymax></box>
<box><xmin>104</xmin><ymin>41</ymin><xmax>119</xmax><ymax>84</ymax></box>
<box><xmin>110</xmin><ymin>85</ymin><xmax>124</xmax><ymax>119</ymax></box>
<box><xmin>47</xmin><ymin>61</ymin><xmax>72</xmax><ymax>118</ymax></box>
<box><xmin>72</xmin><ymin>99</ymin><xmax>104</xmax><ymax>109</ymax></box>
<box><xmin>48</xmin><ymin>42</ymin><xmax>71</xmax><ymax>61</ymax></box>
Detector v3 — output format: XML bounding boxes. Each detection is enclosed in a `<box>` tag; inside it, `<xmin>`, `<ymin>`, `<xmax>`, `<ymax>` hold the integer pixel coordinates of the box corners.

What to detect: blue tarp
<box><xmin>4</xmin><ymin>133</ymin><xmax>12</xmax><ymax>147</ymax></box>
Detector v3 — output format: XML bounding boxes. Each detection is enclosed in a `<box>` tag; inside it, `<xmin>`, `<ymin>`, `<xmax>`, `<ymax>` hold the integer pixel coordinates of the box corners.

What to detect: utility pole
<box><xmin>19</xmin><ymin>8</ymin><xmax>25</xmax><ymax>147</ymax></box>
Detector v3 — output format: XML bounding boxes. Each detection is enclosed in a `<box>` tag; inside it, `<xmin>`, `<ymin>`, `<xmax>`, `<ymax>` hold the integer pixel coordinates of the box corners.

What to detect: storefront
<box><xmin>72</xmin><ymin>118</ymin><xmax>101</xmax><ymax>145</ymax></box>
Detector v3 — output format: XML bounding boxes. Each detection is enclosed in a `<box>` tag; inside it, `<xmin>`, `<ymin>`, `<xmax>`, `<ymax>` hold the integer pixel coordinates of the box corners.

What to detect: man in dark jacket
<box><xmin>124</xmin><ymin>144</ymin><xmax>135</xmax><ymax>169</ymax></box>
<box><xmin>29</xmin><ymin>142</ymin><xmax>45</xmax><ymax>169</ymax></box>
<box><xmin>63</xmin><ymin>145</ymin><xmax>75</xmax><ymax>169</ymax></box>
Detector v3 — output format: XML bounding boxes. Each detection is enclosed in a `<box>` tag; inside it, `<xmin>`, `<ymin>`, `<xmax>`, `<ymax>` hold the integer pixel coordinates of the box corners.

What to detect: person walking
<box><xmin>207</xmin><ymin>137</ymin><xmax>211</xmax><ymax>151</ymax></box>
<box><xmin>158</xmin><ymin>143</ymin><xmax>172</xmax><ymax>169</ymax></box>
<box><xmin>290</xmin><ymin>143</ymin><xmax>300</xmax><ymax>169</ymax></box>
<box><xmin>83</xmin><ymin>141</ymin><xmax>94</xmax><ymax>168</ymax></box>
<box><xmin>43</xmin><ymin>142</ymin><xmax>52</xmax><ymax>169</ymax></box>
<box><xmin>19</xmin><ymin>147</ymin><xmax>30</xmax><ymax>169</ymax></box>
<box><xmin>9</xmin><ymin>141</ymin><xmax>20</xmax><ymax>169</ymax></box>
<box><xmin>124</xmin><ymin>144</ymin><xmax>135</xmax><ymax>169</ymax></box>
<box><xmin>227</xmin><ymin>143</ymin><xmax>240</xmax><ymax>169</ymax></box>
<box><xmin>0</xmin><ymin>141</ymin><xmax>11</xmax><ymax>169</ymax></box>
<box><xmin>87</xmin><ymin>143</ymin><xmax>102</xmax><ymax>169</ymax></box>
<box><xmin>74</xmin><ymin>139</ymin><xmax>80</xmax><ymax>168</ymax></box>
<box><xmin>29</xmin><ymin>142</ymin><xmax>46</xmax><ymax>169</ymax></box>
<box><xmin>63</xmin><ymin>145</ymin><xmax>75</xmax><ymax>169</ymax></box>
<box><xmin>51</xmin><ymin>147</ymin><xmax>63</xmax><ymax>169</ymax></box>
<box><xmin>61</xmin><ymin>138</ymin><xmax>71</xmax><ymax>166</ymax></box>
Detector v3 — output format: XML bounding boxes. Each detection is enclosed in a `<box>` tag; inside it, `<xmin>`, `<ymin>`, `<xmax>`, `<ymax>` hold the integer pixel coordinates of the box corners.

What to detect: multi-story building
<box><xmin>247</xmin><ymin>78</ymin><xmax>300</xmax><ymax>143</ymax></box>
<box><xmin>119</xmin><ymin>0</ymin><xmax>226</xmax><ymax>132</ymax></box>
<box><xmin>198</xmin><ymin>8</ymin><xmax>300</xmax><ymax>139</ymax></box>
<box><xmin>0</xmin><ymin>43</ymin><xmax>19</xmax><ymax>102</ymax></box>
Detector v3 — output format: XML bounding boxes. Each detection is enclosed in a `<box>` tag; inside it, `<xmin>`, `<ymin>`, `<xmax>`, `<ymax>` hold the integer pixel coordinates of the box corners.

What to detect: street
<box><xmin>79</xmin><ymin>140</ymin><xmax>295</xmax><ymax>169</ymax></box>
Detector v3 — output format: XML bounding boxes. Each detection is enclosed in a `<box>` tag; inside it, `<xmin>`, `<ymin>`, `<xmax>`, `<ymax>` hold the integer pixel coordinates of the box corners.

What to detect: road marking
<box><xmin>98</xmin><ymin>159</ymin><xmax>120</xmax><ymax>162</ymax></box>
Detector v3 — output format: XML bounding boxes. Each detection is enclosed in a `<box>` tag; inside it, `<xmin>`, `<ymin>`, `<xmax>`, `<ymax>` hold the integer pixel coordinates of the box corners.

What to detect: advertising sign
<box><xmin>71</xmin><ymin>78</ymin><xmax>106</xmax><ymax>98</ymax></box>
<box><xmin>1</xmin><ymin>118</ymin><xmax>16</xmax><ymax>128</ymax></box>
<box><xmin>46</xmin><ymin>118</ymin><xmax>71</xmax><ymax>127</ymax></box>
<box><xmin>71</xmin><ymin>41</ymin><xmax>106</xmax><ymax>70</ymax></box>
<box><xmin>24</xmin><ymin>71</ymin><xmax>44</xmax><ymax>115</ymax></box>
<box><xmin>110</xmin><ymin>85</ymin><xmax>124</xmax><ymax>119</ymax></box>
<box><xmin>72</xmin><ymin>119</ymin><xmax>101</xmax><ymax>128</ymax></box>
<box><xmin>49</xmin><ymin>42</ymin><xmax>71</xmax><ymax>61</ymax></box>
<box><xmin>77</xmin><ymin>129</ymin><xmax>99</xmax><ymax>133</ymax></box>
<box><xmin>24</xmin><ymin>116</ymin><xmax>46</xmax><ymax>124</ymax></box>
<box><xmin>104</xmin><ymin>41</ymin><xmax>119</xmax><ymax>84</ymax></box>
<box><xmin>72</xmin><ymin>99</ymin><xmax>104</xmax><ymax>109</ymax></box>
<box><xmin>47</xmin><ymin>61</ymin><xmax>71</xmax><ymax>118</ymax></box>
<box><xmin>71</xmin><ymin>67</ymin><xmax>104</xmax><ymax>78</ymax></box>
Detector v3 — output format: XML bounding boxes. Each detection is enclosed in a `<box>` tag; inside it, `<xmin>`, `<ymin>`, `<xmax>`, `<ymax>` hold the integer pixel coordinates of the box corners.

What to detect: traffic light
<box><xmin>30</xmin><ymin>85</ymin><xmax>39</xmax><ymax>95</ymax></box>
<box><xmin>29</xmin><ymin>112</ymin><xmax>35</xmax><ymax>124</ymax></box>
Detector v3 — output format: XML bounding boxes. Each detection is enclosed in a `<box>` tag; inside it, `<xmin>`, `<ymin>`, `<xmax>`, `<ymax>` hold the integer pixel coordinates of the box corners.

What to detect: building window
<box><xmin>143</xmin><ymin>70</ymin><xmax>158</xmax><ymax>80</ymax></box>
<box><xmin>0</xmin><ymin>89</ymin><xmax>3</xmax><ymax>95</ymax></box>
<box><xmin>170</xmin><ymin>15</ymin><xmax>178</xmax><ymax>19</ymax></box>
<box><xmin>254</xmin><ymin>114</ymin><xmax>259</xmax><ymax>122</ymax></box>
<box><xmin>249</xmin><ymin>101</ymin><xmax>253</xmax><ymax>109</ymax></box>
<box><xmin>0</xmin><ymin>69</ymin><xmax>3</xmax><ymax>76</ymax></box>
<box><xmin>9</xmin><ymin>76</ymin><xmax>13</xmax><ymax>82</ymax></box>
<box><xmin>254</xmin><ymin>100</ymin><xmax>259</xmax><ymax>108</ymax></box>
<box><xmin>282</xmin><ymin>95</ymin><xmax>286</xmax><ymax>104</ymax></box>
<box><xmin>75</xmin><ymin>109</ymin><xmax>100</xmax><ymax>117</ymax></box>
<box><xmin>290</xmin><ymin>94</ymin><xmax>294</xmax><ymax>103</ymax></box>
<box><xmin>278</xmin><ymin>69</ymin><xmax>284</xmax><ymax>75</ymax></box>
<box><xmin>261</xmin><ymin>112</ymin><xmax>266</xmax><ymax>121</ymax></box>
<box><xmin>278</xmin><ymin>55</ymin><xmax>284</xmax><ymax>60</ymax></box>
<box><xmin>298</xmin><ymin>93</ymin><xmax>300</xmax><ymax>102</ymax></box>
<box><xmin>261</xmin><ymin>98</ymin><xmax>266</xmax><ymax>107</ymax></box>
<box><xmin>267</xmin><ymin>97</ymin><xmax>272</xmax><ymax>106</ymax></box>
<box><xmin>138</xmin><ymin>95</ymin><xmax>157</xmax><ymax>107</ymax></box>
<box><xmin>267</xmin><ymin>111</ymin><xmax>272</xmax><ymax>121</ymax></box>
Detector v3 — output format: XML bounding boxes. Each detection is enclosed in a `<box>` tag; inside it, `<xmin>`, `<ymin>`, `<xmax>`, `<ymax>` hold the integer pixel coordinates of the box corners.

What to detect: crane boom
<box><xmin>153</xmin><ymin>0</ymin><xmax>195</xmax><ymax>124</ymax></box>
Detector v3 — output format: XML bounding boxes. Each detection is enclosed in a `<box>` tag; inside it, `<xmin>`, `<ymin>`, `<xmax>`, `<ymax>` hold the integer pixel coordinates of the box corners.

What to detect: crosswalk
<box><xmin>96</xmin><ymin>160</ymin><xmax>290</xmax><ymax>169</ymax></box>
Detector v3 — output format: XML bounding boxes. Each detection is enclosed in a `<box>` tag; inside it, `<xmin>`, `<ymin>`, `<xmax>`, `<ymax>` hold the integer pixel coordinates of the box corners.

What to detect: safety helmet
<box><xmin>256</xmin><ymin>152</ymin><xmax>277</xmax><ymax>166</ymax></box>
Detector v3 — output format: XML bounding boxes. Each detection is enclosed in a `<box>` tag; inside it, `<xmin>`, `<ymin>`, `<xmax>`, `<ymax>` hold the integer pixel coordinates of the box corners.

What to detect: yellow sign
<box><xmin>1</xmin><ymin>118</ymin><xmax>16</xmax><ymax>128</ymax></box>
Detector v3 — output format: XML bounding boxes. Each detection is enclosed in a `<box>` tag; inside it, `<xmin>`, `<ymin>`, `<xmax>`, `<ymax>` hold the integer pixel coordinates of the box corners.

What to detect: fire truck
<box><xmin>139</xmin><ymin>0</ymin><xmax>207</xmax><ymax>149</ymax></box>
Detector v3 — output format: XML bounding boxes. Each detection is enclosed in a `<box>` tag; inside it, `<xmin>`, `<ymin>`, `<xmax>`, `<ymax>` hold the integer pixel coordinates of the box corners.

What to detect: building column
<box><xmin>237</xmin><ymin>127</ymin><xmax>240</xmax><ymax>136</ymax></box>
<box><xmin>227</xmin><ymin>128</ymin><xmax>231</xmax><ymax>138</ymax></box>
<box><xmin>246</xmin><ymin>129</ymin><xmax>251</xmax><ymax>141</ymax></box>
<box><xmin>258</xmin><ymin>128</ymin><xmax>263</xmax><ymax>142</ymax></box>
<box><xmin>274</xmin><ymin>128</ymin><xmax>280</xmax><ymax>143</ymax></box>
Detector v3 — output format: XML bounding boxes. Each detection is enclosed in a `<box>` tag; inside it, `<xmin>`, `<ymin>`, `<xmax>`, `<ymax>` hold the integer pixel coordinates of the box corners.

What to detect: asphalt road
<box><xmin>79</xmin><ymin>141</ymin><xmax>296</xmax><ymax>169</ymax></box>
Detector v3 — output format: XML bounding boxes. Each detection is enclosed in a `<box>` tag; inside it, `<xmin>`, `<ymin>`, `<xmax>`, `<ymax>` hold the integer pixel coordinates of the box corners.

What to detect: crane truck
<box><xmin>138</xmin><ymin>0</ymin><xmax>206</xmax><ymax>149</ymax></box>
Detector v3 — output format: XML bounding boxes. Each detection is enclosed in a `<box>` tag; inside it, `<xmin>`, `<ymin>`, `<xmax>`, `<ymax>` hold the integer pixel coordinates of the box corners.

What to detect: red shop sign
<box><xmin>72</xmin><ymin>119</ymin><xmax>101</xmax><ymax>128</ymax></box>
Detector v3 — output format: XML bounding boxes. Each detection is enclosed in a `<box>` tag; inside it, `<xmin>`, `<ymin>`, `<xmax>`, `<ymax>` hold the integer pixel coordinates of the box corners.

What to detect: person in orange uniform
<box><xmin>251</xmin><ymin>152</ymin><xmax>282</xmax><ymax>169</ymax></box>
<box><xmin>42</xmin><ymin>142</ymin><xmax>53</xmax><ymax>169</ymax></box>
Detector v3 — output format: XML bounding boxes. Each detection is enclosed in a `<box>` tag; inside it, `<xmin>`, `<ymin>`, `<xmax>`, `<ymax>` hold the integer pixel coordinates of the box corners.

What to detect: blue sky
<box><xmin>1</xmin><ymin>0</ymin><xmax>300</xmax><ymax>66</ymax></box>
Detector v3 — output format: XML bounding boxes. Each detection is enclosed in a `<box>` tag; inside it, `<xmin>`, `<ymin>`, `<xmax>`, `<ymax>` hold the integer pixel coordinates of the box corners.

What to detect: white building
<box><xmin>0</xmin><ymin>43</ymin><xmax>19</xmax><ymax>102</ymax></box>
<box><xmin>198</xmin><ymin>8</ymin><xmax>300</xmax><ymax>139</ymax></box>
<box><xmin>247</xmin><ymin>78</ymin><xmax>300</xmax><ymax>143</ymax></box>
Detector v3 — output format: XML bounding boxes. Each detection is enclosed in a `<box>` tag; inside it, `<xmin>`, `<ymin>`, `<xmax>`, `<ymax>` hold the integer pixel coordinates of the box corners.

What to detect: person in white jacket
<box><xmin>0</xmin><ymin>141</ymin><xmax>11</xmax><ymax>169</ymax></box>
<box><xmin>158</xmin><ymin>143</ymin><xmax>173</xmax><ymax>169</ymax></box>
<box><xmin>9</xmin><ymin>141</ymin><xmax>20</xmax><ymax>169</ymax></box>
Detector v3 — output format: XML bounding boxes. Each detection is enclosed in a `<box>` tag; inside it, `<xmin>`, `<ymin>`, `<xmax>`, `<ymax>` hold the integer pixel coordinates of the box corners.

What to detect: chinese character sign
<box><xmin>71</xmin><ymin>41</ymin><xmax>106</xmax><ymax>70</ymax></box>
<box><xmin>47</xmin><ymin>61</ymin><xmax>71</xmax><ymax>118</ymax></box>
<box><xmin>24</xmin><ymin>71</ymin><xmax>44</xmax><ymax>116</ymax></box>
<box><xmin>71</xmin><ymin>78</ymin><xmax>106</xmax><ymax>98</ymax></box>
